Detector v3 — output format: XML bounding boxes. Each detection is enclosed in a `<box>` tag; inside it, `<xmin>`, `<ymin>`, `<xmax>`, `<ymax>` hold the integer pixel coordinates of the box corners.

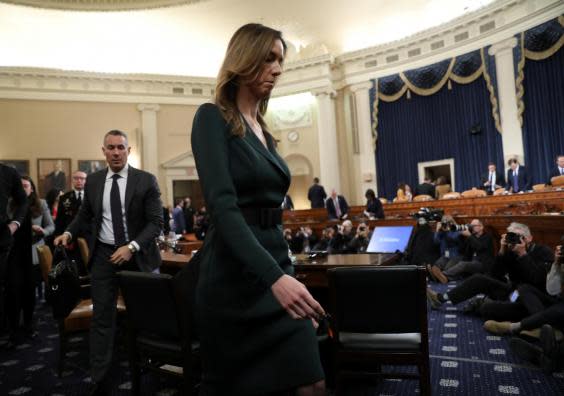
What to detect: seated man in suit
<box><xmin>414</xmin><ymin>177</ymin><xmax>436</xmax><ymax>198</ymax></box>
<box><xmin>547</xmin><ymin>155</ymin><xmax>564</xmax><ymax>185</ymax></box>
<box><xmin>506</xmin><ymin>158</ymin><xmax>532</xmax><ymax>193</ymax></box>
<box><xmin>325</xmin><ymin>189</ymin><xmax>349</xmax><ymax>220</ymax></box>
<box><xmin>481</xmin><ymin>162</ymin><xmax>505</xmax><ymax>194</ymax></box>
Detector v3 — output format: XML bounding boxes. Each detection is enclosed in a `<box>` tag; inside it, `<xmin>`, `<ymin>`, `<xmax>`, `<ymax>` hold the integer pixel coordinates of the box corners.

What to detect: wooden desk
<box><xmin>294</xmin><ymin>253</ymin><xmax>399</xmax><ymax>288</ymax></box>
<box><xmin>160</xmin><ymin>250</ymin><xmax>191</xmax><ymax>274</ymax></box>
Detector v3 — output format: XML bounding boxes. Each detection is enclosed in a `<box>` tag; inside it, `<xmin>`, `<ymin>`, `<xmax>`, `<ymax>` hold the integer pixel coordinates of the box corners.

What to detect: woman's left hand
<box><xmin>32</xmin><ymin>225</ymin><xmax>44</xmax><ymax>235</ymax></box>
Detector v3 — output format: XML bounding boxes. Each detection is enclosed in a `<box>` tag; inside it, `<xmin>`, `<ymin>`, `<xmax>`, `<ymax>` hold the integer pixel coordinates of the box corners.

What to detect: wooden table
<box><xmin>294</xmin><ymin>253</ymin><xmax>400</xmax><ymax>288</ymax></box>
<box><xmin>160</xmin><ymin>250</ymin><xmax>191</xmax><ymax>274</ymax></box>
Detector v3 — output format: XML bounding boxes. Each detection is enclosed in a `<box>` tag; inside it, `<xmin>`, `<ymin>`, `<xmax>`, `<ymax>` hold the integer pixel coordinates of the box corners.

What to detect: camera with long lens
<box><xmin>413</xmin><ymin>207</ymin><xmax>444</xmax><ymax>224</ymax></box>
<box><xmin>450</xmin><ymin>223</ymin><xmax>474</xmax><ymax>233</ymax></box>
<box><xmin>505</xmin><ymin>231</ymin><xmax>523</xmax><ymax>245</ymax></box>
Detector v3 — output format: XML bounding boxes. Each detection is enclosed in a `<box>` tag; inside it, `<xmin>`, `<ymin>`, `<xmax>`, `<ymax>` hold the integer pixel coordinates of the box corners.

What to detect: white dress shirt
<box><xmin>98</xmin><ymin>164</ymin><xmax>138</xmax><ymax>250</ymax></box>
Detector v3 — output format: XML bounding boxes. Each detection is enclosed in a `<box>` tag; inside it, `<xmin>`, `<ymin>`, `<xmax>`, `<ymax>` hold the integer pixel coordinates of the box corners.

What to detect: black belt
<box><xmin>240</xmin><ymin>207</ymin><xmax>282</xmax><ymax>228</ymax></box>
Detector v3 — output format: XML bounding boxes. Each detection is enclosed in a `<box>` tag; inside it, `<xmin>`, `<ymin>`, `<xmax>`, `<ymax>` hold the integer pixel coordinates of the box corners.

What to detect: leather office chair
<box><xmin>532</xmin><ymin>183</ymin><xmax>547</xmax><ymax>192</ymax></box>
<box><xmin>413</xmin><ymin>194</ymin><xmax>434</xmax><ymax>202</ymax></box>
<box><xmin>461</xmin><ymin>188</ymin><xmax>487</xmax><ymax>198</ymax></box>
<box><xmin>441</xmin><ymin>191</ymin><xmax>461</xmax><ymax>200</ymax></box>
<box><xmin>118</xmin><ymin>271</ymin><xmax>200</xmax><ymax>396</ymax></box>
<box><xmin>550</xmin><ymin>175</ymin><xmax>564</xmax><ymax>187</ymax></box>
<box><xmin>328</xmin><ymin>265</ymin><xmax>431</xmax><ymax>396</ymax></box>
<box><xmin>36</xmin><ymin>245</ymin><xmax>125</xmax><ymax>377</ymax></box>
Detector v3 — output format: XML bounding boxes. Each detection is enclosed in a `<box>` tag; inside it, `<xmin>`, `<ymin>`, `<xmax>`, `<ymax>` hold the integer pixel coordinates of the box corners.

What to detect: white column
<box><xmin>137</xmin><ymin>103</ymin><xmax>160</xmax><ymax>175</ymax></box>
<box><xmin>313</xmin><ymin>88</ymin><xmax>341</xmax><ymax>193</ymax></box>
<box><xmin>350</xmin><ymin>82</ymin><xmax>378</xmax><ymax>199</ymax></box>
<box><xmin>488</xmin><ymin>38</ymin><xmax>524</xmax><ymax>164</ymax></box>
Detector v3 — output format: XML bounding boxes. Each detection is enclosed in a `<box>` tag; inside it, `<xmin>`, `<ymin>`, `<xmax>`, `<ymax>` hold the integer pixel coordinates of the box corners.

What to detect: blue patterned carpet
<box><xmin>1</xmin><ymin>282</ymin><xmax>563</xmax><ymax>395</ymax></box>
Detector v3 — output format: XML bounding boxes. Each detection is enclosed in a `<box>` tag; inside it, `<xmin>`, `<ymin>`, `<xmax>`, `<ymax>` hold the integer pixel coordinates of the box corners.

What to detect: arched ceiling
<box><xmin>0</xmin><ymin>0</ymin><xmax>497</xmax><ymax>77</ymax></box>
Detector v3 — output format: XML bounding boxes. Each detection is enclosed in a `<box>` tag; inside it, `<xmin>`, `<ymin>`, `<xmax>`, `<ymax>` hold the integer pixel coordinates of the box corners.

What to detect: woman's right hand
<box><xmin>271</xmin><ymin>274</ymin><xmax>325</xmax><ymax>320</ymax></box>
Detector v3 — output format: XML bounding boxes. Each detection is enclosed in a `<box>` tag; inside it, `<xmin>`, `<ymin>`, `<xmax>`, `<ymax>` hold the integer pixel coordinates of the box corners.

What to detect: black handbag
<box><xmin>46</xmin><ymin>246</ymin><xmax>81</xmax><ymax>319</ymax></box>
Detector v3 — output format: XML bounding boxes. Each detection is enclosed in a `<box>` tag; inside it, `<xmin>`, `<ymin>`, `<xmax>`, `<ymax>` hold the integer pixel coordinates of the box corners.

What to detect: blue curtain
<box><xmin>522</xmin><ymin>46</ymin><xmax>564</xmax><ymax>184</ymax></box>
<box><xmin>376</xmin><ymin>78</ymin><xmax>503</xmax><ymax>200</ymax></box>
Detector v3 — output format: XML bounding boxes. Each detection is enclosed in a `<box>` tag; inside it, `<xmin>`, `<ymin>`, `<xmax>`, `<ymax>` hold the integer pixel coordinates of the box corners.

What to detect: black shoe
<box><xmin>509</xmin><ymin>337</ymin><xmax>542</xmax><ymax>365</ymax></box>
<box><xmin>462</xmin><ymin>297</ymin><xmax>484</xmax><ymax>315</ymax></box>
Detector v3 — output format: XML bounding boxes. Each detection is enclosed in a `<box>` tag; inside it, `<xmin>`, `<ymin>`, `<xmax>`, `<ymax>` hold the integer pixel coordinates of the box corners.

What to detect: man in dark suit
<box><xmin>54</xmin><ymin>170</ymin><xmax>87</xmax><ymax>236</ymax></box>
<box><xmin>54</xmin><ymin>170</ymin><xmax>88</xmax><ymax>272</ymax></box>
<box><xmin>506</xmin><ymin>158</ymin><xmax>532</xmax><ymax>193</ymax></box>
<box><xmin>547</xmin><ymin>155</ymin><xmax>564</xmax><ymax>185</ymax></box>
<box><xmin>481</xmin><ymin>162</ymin><xmax>505</xmax><ymax>194</ymax></box>
<box><xmin>307</xmin><ymin>177</ymin><xmax>327</xmax><ymax>208</ymax></box>
<box><xmin>44</xmin><ymin>160</ymin><xmax>67</xmax><ymax>194</ymax></box>
<box><xmin>326</xmin><ymin>189</ymin><xmax>349</xmax><ymax>220</ymax></box>
<box><xmin>183</xmin><ymin>197</ymin><xmax>195</xmax><ymax>233</ymax></box>
<box><xmin>415</xmin><ymin>177</ymin><xmax>436</xmax><ymax>198</ymax></box>
<box><xmin>55</xmin><ymin>130</ymin><xmax>163</xmax><ymax>395</ymax></box>
<box><xmin>281</xmin><ymin>194</ymin><xmax>294</xmax><ymax>210</ymax></box>
<box><xmin>0</xmin><ymin>164</ymin><xmax>28</xmax><ymax>340</ymax></box>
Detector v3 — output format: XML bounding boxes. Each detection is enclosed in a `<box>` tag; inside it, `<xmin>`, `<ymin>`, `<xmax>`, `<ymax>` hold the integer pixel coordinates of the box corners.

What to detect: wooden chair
<box><xmin>441</xmin><ymin>192</ymin><xmax>461</xmax><ymax>200</ymax></box>
<box><xmin>328</xmin><ymin>266</ymin><xmax>431</xmax><ymax>396</ymax></box>
<box><xmin>37</xmin><ymin>245</ymin><xmax>125</xmax><ymax>377</ymax></box>
<box><xmin>118</xmin><ymin>271</ymin><xmax>200</xmax><ymax>396</ymax></box>
<box><xmin>551</xmin><ymin>175</ymin><xmax>564</xmax><ymax>187</ymax></box>
<box><xmin>493</xmin><ymin>187</ymin><xmax>506</xmax><ymax>196</ymax></box>
<box><xmin>461</xmin><ymin>188</ymin><xmax>486</xmax><ymax>198</ymax></box>
<box><xmin>393</xmin><ymin>197</ymin><xmax>409</xmax><ymax>203</ymax></box>
<box><xmin>379</xmin><ymin>198</ymin><xmax>388</xmax><ymax>204</ymax></box>
<box><xmin>413</xmin><ymin>194</ymin><xmax>434</xmax><ymax>202</ymax></box>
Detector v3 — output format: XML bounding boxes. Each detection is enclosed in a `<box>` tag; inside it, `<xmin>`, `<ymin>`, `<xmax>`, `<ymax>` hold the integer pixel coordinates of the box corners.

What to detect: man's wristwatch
<box><xmin>127</xmin><ymin>243</ymin><xmax>137</xmax><ymax>254</ymax></box>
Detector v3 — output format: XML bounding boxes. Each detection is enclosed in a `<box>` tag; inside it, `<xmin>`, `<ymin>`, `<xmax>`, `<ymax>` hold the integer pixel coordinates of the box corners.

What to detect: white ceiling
<box><xmin>0</xmin><ymin>0</ymin><xmax>496</xmax><ymax>77</ymax></box>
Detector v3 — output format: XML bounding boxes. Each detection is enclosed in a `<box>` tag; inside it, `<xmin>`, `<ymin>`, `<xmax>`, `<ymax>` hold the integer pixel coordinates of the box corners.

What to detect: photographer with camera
<box><xmin>427</xmin><ymin>223</ymin><xmax>553</xmax><ymax>320</ymax></box>
<box><xmin>290</xmin><ymin>226</ymin><xmax>318</xmax><ymax>254</ymax></box>
<box><xmin>483</xmin><ymin>240</ymin><xmax>563</xmax><ymax>334</ymax></box>
<box><xmin>428</xmin><ymin>215</ymin><xmax>463</xmax><ymax>275</ymax></box>
<box><xmin>347</xmin><ymin>222</ymin><xmax>372</xmax><ymax>253</ymax></box>
<box><xmin>429</xmin><ymin>219</ymin><xmax>494</xmax><ymax>284</ymax></box>
<box><xmin>328</xmin><ymin>220</ymin><xmax>355</xmax><ymax>254</ymax></box>
<box><xmin>312</xmin><ymin>227</ymin><xmax>334</xmax><ymax>252</ymax></box>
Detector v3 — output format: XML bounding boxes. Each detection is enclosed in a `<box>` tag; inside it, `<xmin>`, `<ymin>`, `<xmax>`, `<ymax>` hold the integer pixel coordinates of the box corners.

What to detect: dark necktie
<box><xmin>77</xmin><ymin>191</ymin><xmax>82</xmax><ymax>206</ymax></box>
<box><xmin>513</xmin><ymin>171</ymin><xmax>519</xmax><ymax>192</ymax></box>
<box><xmin>111</xmin><ymin>174</ymin><xmax>126</xmax><ymax>246</ymax></box>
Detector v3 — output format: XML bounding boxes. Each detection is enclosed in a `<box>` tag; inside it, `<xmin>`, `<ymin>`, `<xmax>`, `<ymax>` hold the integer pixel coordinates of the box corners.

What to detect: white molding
<box><xmin>0</xmin><ymin>67</ymin><xmax>215</xmax><ymax>104</ymax></box>
<box><xmin>338</xmin><ymin>0</ymin><xmax>564</xmax><ymax>85</ymax></box>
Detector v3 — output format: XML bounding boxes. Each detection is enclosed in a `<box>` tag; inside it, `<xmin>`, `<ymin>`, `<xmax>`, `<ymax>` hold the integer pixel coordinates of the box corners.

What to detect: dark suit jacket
<box><xmin>55</xmin><ymin>190</ymin><xmax>82</xmax><ymax>236</ymax></box>
<box><xmin>506</xmin><ymin>166</ymin><xmax>531</xmax><ymax>192</ymax></box>
<box><xmin>480</xmin><ymin>170</ymin><xmax>505</xmax><ymax>191</ymax></box>
<box><xmin>547</xmin><ymin>167</ymin><xmax>564</xmax><ymax>185</ymax></box>
<box><xmin>414</xmin><ymin>182</ymin><xmax>436</xmax><ymax>198</ymax></box>
<box><xmin>281</xmin><ymin>194</ymin><xmax>294</xmax><ymax>210</ymax></box>
<box><xmin>366</xmin><ymin>198</ymin><xmax>384</xmax><ymax>219</ymax></box>
<box><xmin>308</xmin><ymin>184</ymin><xmax>327</xmax><ymax>208</ymax></box>
<box><xmin>67</xmin><ymin>166</ymin><xmax>163</xmax><ymax>272</ymax></box>
<box><xmin>0</xmin><ymin>164</ymin><xmax>28</xmax><ymax>249</ymax></box>
<box><xmin>326</xmin><ymin>195</ymin><xmax>349</xmax><ymax>220</ymax></box>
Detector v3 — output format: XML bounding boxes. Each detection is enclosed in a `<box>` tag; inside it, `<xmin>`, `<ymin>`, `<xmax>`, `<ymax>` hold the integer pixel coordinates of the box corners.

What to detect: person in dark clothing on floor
<box><xmin>483</xmin><ymin>241</ymin><xmax>563</xmax><ymax>334</ymax></box>
<box><xmin>427</xmin><ymin>222</ymin><xmax>553</xmax><ymax>320</ymax></box>
<box><xmin>429</xmin><ymin>219</ymin><xmax>494</xmax><ymax>283</ymax></box>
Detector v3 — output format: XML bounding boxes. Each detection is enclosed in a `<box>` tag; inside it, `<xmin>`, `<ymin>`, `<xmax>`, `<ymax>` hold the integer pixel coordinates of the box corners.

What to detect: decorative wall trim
<box><xmin>338</xmin><ymin>0</ymin><xmax>564</xmax><ymax>85</ymax></box>
<box><xmin>0</xmin><ymin>0</ymin><xmax>201</xmax><ymax>11</ymax></box>
<box><xmin>0</xmin><ymin>67</ymin><xmax>215</xmax><ymax>104</ymax></box>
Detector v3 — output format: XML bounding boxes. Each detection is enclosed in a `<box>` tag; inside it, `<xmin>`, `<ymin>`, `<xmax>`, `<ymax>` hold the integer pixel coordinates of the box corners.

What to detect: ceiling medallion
<box><xmin>0</xmin><ymin>1</ymin><xmax>203</xmax><ymax>11</ymax></box>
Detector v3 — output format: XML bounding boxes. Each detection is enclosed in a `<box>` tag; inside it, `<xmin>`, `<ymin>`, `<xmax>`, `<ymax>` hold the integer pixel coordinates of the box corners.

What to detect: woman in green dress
<box><xmin>191</xmin><ymin>23</ymin><xmax>326</xmax><ymax>395</ymax></box>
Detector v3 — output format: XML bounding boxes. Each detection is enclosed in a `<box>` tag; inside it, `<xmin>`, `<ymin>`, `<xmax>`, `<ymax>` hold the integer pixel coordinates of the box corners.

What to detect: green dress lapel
<box><xmin>242</xmin><ymin>122</ymin><xmax>290</xmax><ymax>182</ymax></box>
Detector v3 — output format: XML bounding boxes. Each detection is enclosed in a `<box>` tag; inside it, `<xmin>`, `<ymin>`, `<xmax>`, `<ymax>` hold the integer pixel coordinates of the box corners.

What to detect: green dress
<box><xmin>191</xmin><ymin>103</ymin><xmax>324</xmax><ymax>395</ymax></box>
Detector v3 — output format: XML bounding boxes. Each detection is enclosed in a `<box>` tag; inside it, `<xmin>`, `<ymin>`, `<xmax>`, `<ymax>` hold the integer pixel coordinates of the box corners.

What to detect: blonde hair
<box><xmin>215</xmin><ymin>23</ymin><xmax>286</xmax><ymax>137</ymax></box>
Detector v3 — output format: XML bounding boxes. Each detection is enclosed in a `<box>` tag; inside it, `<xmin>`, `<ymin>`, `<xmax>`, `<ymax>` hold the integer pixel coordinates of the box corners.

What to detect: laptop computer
<box><xmin>366</xmin><ymin>225</ymin><xmax>414</xmax><ymax>254</ymax></box>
